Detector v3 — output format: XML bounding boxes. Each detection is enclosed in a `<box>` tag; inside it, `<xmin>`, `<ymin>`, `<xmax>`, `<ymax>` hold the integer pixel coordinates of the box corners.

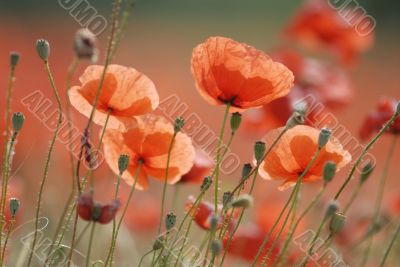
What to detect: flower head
<box><xmin>69</xmin><ymin>65</ymin><xmax>159</xmax><ymax>132</ymax></box>
<box><xmin>259</xmin><ymin>125</ymin><xmax>351</xmax><ymax>190</ymax></box>
<box><xmin>102</xmin><ymin>115</ymin><xmax>195</xmax><ymax>190</ymax></box>
<box><xmin>191</xmin><ymin>36</ymin><xmax>294</xmax><ymax>112</ymax></box>
<box><xmin>76</xmin><ymin>192</ymin><xmax>121</xmax><ymax>224</ymax></box>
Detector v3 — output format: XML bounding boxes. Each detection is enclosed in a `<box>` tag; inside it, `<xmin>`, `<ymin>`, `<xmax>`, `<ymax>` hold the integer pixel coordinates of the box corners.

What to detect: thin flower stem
<box><xmin>0</xmin><ymin>62</ymin><xmax>17</xmax><ymax>259</ymax></box>
<box><xmin>1</xmin><ymin>217</ymin><xmax>15</xmax><ymax>263</ymax></box>
<box><xmin>343</xmin><ymin>182</ymin><xmax>363</xmax><ymax>214</ymax></box>
<box><xmin>214</xmin><ymin>103</ymin><xmax>231</xmax><ymax>212</ymax></box>
<box><xmin>173</xmin><ymin>214</ymin><xmax>195</xmax><ymax>267</ymax></box>
<box><xmin>138</xmin><ymin>250</ymin><xmax>154</xmax><ymax>267</ymax></box>
<box><xmin>379</xmin><ymin>223</ymin><xmax>400</xmax><ymax>267</ymax></box>
<box><xmin>105</xmin><ymin>162</ymin><xmax>143</xmax><ymax>266</ymax></box>
<box><xmin>85</xmin><ymin>222</ymin><xmax>96</xmax><ymax>267</ymax></box>
<box><xmin>359</xmin><ymin>135</ymin><xmax>397</xmax><ymax>267</ymax></box>
<box><xmin>277</xmin><ymin>184</ymin><xmax>327</xmax><ymax>266</ymax></box>
<box><xmin>27</xmin><ymin>61</ymin><xmax>63</xmax><ymax>267</ymax></box>
<box><xmin>190</xmin><ymin>232</ymin><xmax>210</xmax><ymax>265</ymax></box>
<box><xmin>260</xmin><ymin>148</ymin><xmax>322</xmax><ymax>266</ymax></box>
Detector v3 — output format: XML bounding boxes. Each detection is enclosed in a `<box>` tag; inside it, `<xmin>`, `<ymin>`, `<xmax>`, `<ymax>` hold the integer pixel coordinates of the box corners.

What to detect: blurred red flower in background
<box><xmin>191</xmin><ymin>36</ymin><xmax>294</xmax><ymax>112</ymax></box>
<box><xmin>359</xmin><ymin>98</ymin><xmax>400</xmax><ymax>140</ymax></box>
<box><xmin>285</xmin><ymin>0</ymin><xmax>374</xmax><ymax>66</ymax></box>
<box><xmin>76</xmin><ymin>192</ymin><xmax>121</xmax><ymax>224</ymax></box>
<box><xmin>179</xmin><ymin>149</ymin><xmax>213</xmax><ymax>184</ymax></box>
<box><xmin>242</xmin><ymin>48</ymin><xmax>353</xmax><ymax>135</ymax></box>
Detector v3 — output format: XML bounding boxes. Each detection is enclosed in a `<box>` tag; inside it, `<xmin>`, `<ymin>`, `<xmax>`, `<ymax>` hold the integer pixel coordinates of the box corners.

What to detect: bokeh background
<box><xmin>0</xmin><ymin>0</ymin><xmax>399</xmax><ymax>266</ymax></box>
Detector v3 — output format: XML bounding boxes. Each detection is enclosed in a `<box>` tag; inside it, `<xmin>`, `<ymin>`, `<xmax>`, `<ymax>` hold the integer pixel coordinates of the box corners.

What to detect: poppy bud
<box><xmin>36</xmin><ymin>39</ymin><xmax>50</xmax><ymax>61</ymax></box>
<box><xmin>10</xmin><ymin>52</ymin><xmax>20</xmax><ymax>68</ymax></box>
<box><xmin>254</xmin><ymin>141</ymin><xmax>266</xmax><ymax>163</ymax></box>
<box><xmin>230</xmin><ymin>112</ymin><xmax>242</xmax><ymax>133</ymax></box>
<box><xmin>9</xmin><ymin>198</ymin><xmax>20</xmax><ymax>217</ymax></box>
<box><xmin>396</xmin><ymin>102</ymin><xmax>400</xmax><ymax>114</ymax></box>
<box><xmin>325</xmin><ymin>200</ymin><xmax>339</xmax><ymax>218</ymax></box>
<box><xmin>323</xmin><ymin>161</ymin><xmax>336</xmax><ymax>183</ymax></box>
<box><xmin>174</xmin><ymin>117</ymin><xmax>185</xmax><ymax>133</ymax></box>
<box><xmin>210</xmin><ymin>215</ymin><xmax>219</xmax><ymax>231</ymax></box>
<box><xmin>318</xmin><ymin>127</ymin><xmax>331</xmax><ymax>148</ymax></box>
<box><xmin>222</xmin><ymin>191</ymin><xmax>233</xmax><ymax>207</ymax></box>
<box><xmin>165</xmin><ymin>212</ymin><xmax>176</xmax><ymax>231</ymax></box>
<box><xmin>153</xmin><ymin>235</ymin><xmax>165</xmax><ymax>250</ymax></box>
<box><xmin>329</xmin><ymin>212</ymin><xmax>346</xmax><ymax>235</ymax></box>
<box><xmin>74</xmin><ymin>28</ymin><xmax>98</xmax><ymax>62</ymax></box>
<box><xmin>360</xmin><ymin>163</ymin><xmax>374</xmax><ymax>184</ymax></box>
<box><xmin>241</xmin><ymin>163</ymin><xmax>252</xmax><ymax>180</ymax></box>
<box><xmin>118</xmin><ymin>154</ymin><xmax>130</xmax><ymax>174</ymax></box>
<box><xmin>77</xmin><ymin>193</ymin><xmax>94</xmax><ymax>221</ymax></box>
<box><xmin>286</xmin><ymin>111</ymin><xmax>305</xmax><ymax>129</ymax></box>
<box><xmin>200</xmin><ymin>176</ymin><xmax>212</xmax><ymax>192</ymax></box>
<box><xmin>12</xmin><ymin>112</ymin><xmax>25</xmax><ymax>132</ymax></box>
<box><xmin>211</xmin><ymin>239</ymin><xmax>222</xmax><ymax>255</ymax></box>
<box><xmin>231</xmin><ymin>194</ymin><xmax>253</xmax><ymax>209</ymax></box>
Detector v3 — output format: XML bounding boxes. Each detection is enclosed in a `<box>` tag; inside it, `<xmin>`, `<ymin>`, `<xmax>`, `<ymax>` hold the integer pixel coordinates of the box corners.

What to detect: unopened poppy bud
<box><xmin>360</xmin><ymin>163</ymin><xmax>374</xmax><ymax>184</ymax></box>
<box><xmin>323</xmin><ymin>161</ymin><xmax>336</xmax><ymax>183</ymax></box>
<box><xmin>36</xmin><ymin>39</ymin><xmax>50</xmax><ymax>61</ymax></box>
<box><xmin>254</xmin><ymin>141</ymin><xmax>266</xmax><ymax>163</ymax></box>
<box><xmin>174</xmin><ymin>117</ymin><xmax>185</xmax><ymax>133</ymax></box>
<box><xmin>318</xmin><ymin>127</ymin><xmax>331</xmax><ymax>148</ymax></box>
<box><xmin>200</xmin><ymin>176</ymin><xmax>212</xmax><ymax>192</ymax></box>
<box><xmin>165</xmin><ymin>212</ymin><xmax>176</xmax><ymax>231</ymax></box>
<box><xmin>9</xmin><ymin>198</ymin><xmax>20</xmax><ymax>217</ymax></box>
<box><xmin>232</xmin><ymin>194</ymin><xmax>253</xmax><ymax>209</ymax></box>
<box><xmin>153</xmin><ymin>235</ymin><xmax>165</xmax><ymax>250</ymax></box>
<box><xmin>329</xmin><ymin>212</ymin><xmax>346</xmax><ymax>235</ymax></box>
<box><xmin>222</xmin><ymin>191</ymin><xmax>233</xmax><ymax>207</ymax></box>
<box><xmin>118</xmin><ymin>154</ymin><xmax>129</xmax><ymax>174</ymax></box>
<box><xmin>10</xmin><ymin>52</ymin><xmax>20</xmax><ymax>68</ymax></box>
<box><xmin>286</xmin><ymin>111</ymin><xmax>305</xmax><ymax>129</ymax></box>
<box><xmin>230</xmin><ymin>112</ymin><xmax>242</xmax><ymax>133</ymax></box>
<box><xmin>74</xmin><ymin>28</ymin><xmax>98</xmax><ymax>62</ymax></box>
<box><xmin>325</xmin><ymin>200</ymin><xmax>339</xmax><ymax>218</ymax></box>
<box><xmin>211</xmin><ymin>239</ymin><xmax>222</xmax><ymax>255</ymax></box>
<box><xmin>241</xmin><ymin>163</ymin><xmax>252</xmax><ymax>180</ymax></box>
<box><xmin>12</xmin><ymin>112</ymin><xmax>25</xmax><ymax>132</ymax></box>
<box><xmin>210</xmin><ymin>215</ymin><xmax>219</xmax><ymax>231</ymax></box>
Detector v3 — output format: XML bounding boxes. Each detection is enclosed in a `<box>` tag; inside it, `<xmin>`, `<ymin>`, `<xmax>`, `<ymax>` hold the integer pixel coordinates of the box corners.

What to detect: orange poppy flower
<box><xmin>102</xmin><ymin>115</ymin><xmax>195</xmax><ymax>190</ymax></box>
<box><xmin>285</xmin><ymin>0</ymin><xmax>374</xmax><ymax>66</ymax></box>
<box><xmin>179</xmin><ymin>149</ymin><xmax>214</xmax><ymax>184</ymax></box>
<box><xmin>359</xmin><ymin>98</ymin><xmax>400</xmax><ymax>140</ymax></box>
<box><xmin>191</xmin><ymin>36</ymin><xmax>294</xmax><ymax>112</ymax></box>
<box><xmin>259</xmin><ymin>125</ymin><xmax>351</xmax><ymax>190</ymax></box>
<box><xmin>69</xmin><ymin>64</ymin><xmax>159</xmax><ymax>132</ymax></box>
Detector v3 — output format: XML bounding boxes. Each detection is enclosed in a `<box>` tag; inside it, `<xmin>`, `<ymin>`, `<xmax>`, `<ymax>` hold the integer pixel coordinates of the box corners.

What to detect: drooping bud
<box><xmin>174</xmin><ymin>117</ymin><xmax>185</xmax><ymax>133</ymax></box>
<box><xmin>36</xmin><ymin>39</ymin><xmax>50</xmax><ymax>61</ymax></box>
<box><xmin>153</xmin><ymin>235</ymin><xmax>165</xmax><ymax>250</ymax></box>
<box><xmin>329</xmin><ymin>212</ymin><xmax>346</xmax><ymax>235</ymax></box>
<box><xmin>74</xmin><ymin>28</ymin><xmax>98</xmax><ymax>62</ymax></box>
<box><xmin>254</xmin><ymin>141</ymin><xmax>266</xmax><ymax>163</ymax></box>
<box><xmin>360</xmin><ymin>163</ymin><xmax>374</xmax><ymax>184</ymax></box>
<box><xmin>10</xmin><ymin>52</ymin><xmax>20</xmax><ymax>68</ymax></box>
<box><xmin>230</xmin><ymin>112</ymin><xmax>242</xmax><ymax>133</ymax></box>
<box><xmin>165</xmin><ymin>212</ymin><xmax>177</xmax><ymax>231</ymax></box>
<box><xmin>211</xmin><ymin>239</ymin><xmax>222</xmax><ymax>255</ymax></box>
<box><xmin>222</xmin><ymin>191</ymin><xmax>233</xmax><ymax>208</ymax></box>
<box><xmin>9</xmin><ymin>198</ymin><xmax>20</xmax><ymax>217</ymax></box>
<box><xmin>318</xmin><ymin>127</ymin><xmax>331</xmax><ymax>148</ymax></box>
<box><xmin>241</xmin><ymin>163</ymin><xmax>252</xmax><ymax>180</ymax></box>
<box><xmin>286</xmin><ymin>111</ymin><xmax>305</xmax><ymax>129</ymax></box>
<box><xmin>200</xmin><ymin>176</ymin><xmax>212</xmax><ymax>192</ymax></box>
<box><xmin>12</xmin><ymin>112</ymin><xmax>25</xmax><ymax>132</ymax></box>
<box><xmin>231</xmin><ymin>194</ymin><xmax>253</xmax><ymax>209</ymax></box>
<box><xmin>325</xmin><ymin>200</ymin><xmax>340</xmax><ymax>218</ymax></box>
<box><xmin>323</xmin><ymin>161</ymin><xmax>336</xmax><ymax>183</ymax></box>
<box><xmin>118</xmin><ymin>154</ymin><xmax>130</xmax><ymax>174</ymax></box>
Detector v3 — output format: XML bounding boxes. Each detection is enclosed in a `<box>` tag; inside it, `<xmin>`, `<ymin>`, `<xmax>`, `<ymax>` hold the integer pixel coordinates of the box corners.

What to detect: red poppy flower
<box><xmin>285</xmin><ymin>0</ymin><xmax>374</xmax><ymax>66</ymax></box>
<box><xmin>191</xmin><ymin>36</ymin><xmax>294</xmax><ymax>112</ymax></box>
<box><xmin>179</xmin><ymin>149</ymin><xmax>214</xmax><ymax>184</ymax></box>
<box><xmin>185</xmin><ymin>196</ymin><xmax>222</xmax><ymax>230</ymax></box>
<box><xmin>359</xmin><ymin>98</ymin><xmax>400</xmax><ymax>140</ymax></box>
<box><xmin>76</xmin><ymin>192</ymin><xmax>121</xmax><ymax>224</ymax></box>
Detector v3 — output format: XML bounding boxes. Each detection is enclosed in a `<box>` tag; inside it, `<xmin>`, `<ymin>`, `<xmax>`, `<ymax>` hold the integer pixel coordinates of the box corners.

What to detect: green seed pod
<box><xmin>210</xmin><ymin>215</ymin><xmax>219</xmax><ymax>231</ymax></box>
<box><xmin>200</xmin><ymin>176</ymin><xmax>212</xmax><ymax>192</ymax></box>
<box><xmin>10</xmin><ymin>52</ymin><xmax>20</xmax><ymax>68</ymax></box>
<box><xmin>329</xmin><ymin>212</ymin><xmax>346</xmax><ymax>235</ymax></box>
<box><xmin>360</xmin><ymin>163</ymin><xmax>374</xmax><ymax>184</ymax></box>
<box><xmin>118</xmin><ymin>154</ymin><xmax>130</xmax><ymax>174</ymax></box>
<box><xmin>165</xmin><ymin>212</ymin><xmax>177</xmax><ymax>231</ymax></box>
<box><xmin>211</xmin><ymin>239</ymin><xmax>222</xmax><ymax>255</ymax></box>
<box><xmin>222</xmin><ymin>191</ymin><xmax>233</xmax><ymax>207</ymax></box>
<box><xmin>153</xmin><ymin>235</ymin><xmax>165</xmax><ymax>250</ymax></box>
<box><xmin>241</xmin><ymin>163</ymin><xmax>252</xmax><ymax>180</ymax></box>
<box><xmin>318</xmin><ymin>127</ymin><xmax>331</xmax><ymax>148</ymax></box>
<box><xmin>396</xmin><ymin>102</ymin><xmax>400</xmax><ymax>114</ymax></box>
<box><xmin>325</xmin><ymin>200</ymin><xmax>339</xmax><ymax>218</ymax></box>
<box><xmin>9</xmin><ymin>198</ymin><xmax>20</xmax><ymax>217</ymax></box>
<box><xmin>230</xmin><ymin>112</ymin><xmax>242</xmax><ymax>133</ymax></box>
<box><xmin>254</xmin><ymin>141</ymin><xmax>266</xmax><ymax>163</ymax></box>
<box><xmin>286</xmin><ymin>111</ymin><xmax>305</xmax><ymax>129</ymax></box>
<box><xmin>36</xmin><ymin>39</ymin><xmax>50</xmax><ymax>61</ymax></box>
<box><xmin>323</xmin><ymin>161</ymin><xmax>336</xmax><ymax>183</ymax></box>
<box><xmin>12</xmin><ymin>112</ymin><xmax>25</xmax><ymax>132</ymax></box>
<box><xmin>174</xmin><ymin>117</ymin><xmax>185</xmax><ymax>133</ymax></box>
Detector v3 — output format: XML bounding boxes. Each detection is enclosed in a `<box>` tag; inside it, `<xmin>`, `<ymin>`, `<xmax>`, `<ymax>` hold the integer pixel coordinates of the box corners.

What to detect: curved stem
<box><xmin>85</xmin><ymin>222</ymin><xmax>96</xmax><ymax>267</ymax></box>
<box><xmin>379</xmin><ymin>223</ymin><xmax>400</xmax><ymax>267</ymax></box>
<box><xmin>1</xmin><ymin>217</ymin><xmax>15</xmax><ymax>263</ymax></box>
<box><xmin>173</xmin><ymin>214</ymin><xmax>195</xmax><ymax>267</ymax></box>
<box><xmin>27</xmin><ymin>61</ymin><xmax>63</xmax><ymax>267</ymax></box>
<box><xmin>138</xmin><ymin>250</ymin><xmax>153</xmax><ymax>267</ymax></box>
